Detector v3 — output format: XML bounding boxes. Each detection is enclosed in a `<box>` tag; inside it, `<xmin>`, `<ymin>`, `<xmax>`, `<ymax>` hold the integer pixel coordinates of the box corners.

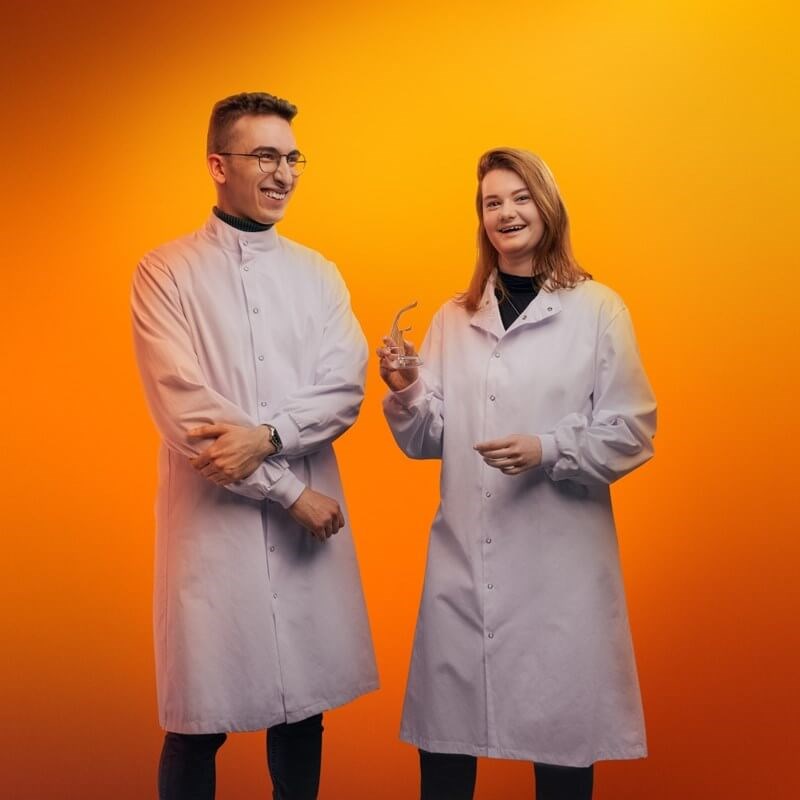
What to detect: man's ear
<box><xmin>207</xmin><ymin>154</ymin><xmax>226</xmax><ymax>185</ymax></box>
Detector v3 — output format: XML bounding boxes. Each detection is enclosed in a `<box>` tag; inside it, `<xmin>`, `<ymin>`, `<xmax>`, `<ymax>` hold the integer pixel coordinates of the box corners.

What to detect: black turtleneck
<box><xmin>495</xmin><ymin>271</ymin><xmax>541</xmax><ymax>329</ymax></box>
<box><xmin>213</xmin><ymin>206</ymin><xmax>274</xmax><ymax>233</ymax></box>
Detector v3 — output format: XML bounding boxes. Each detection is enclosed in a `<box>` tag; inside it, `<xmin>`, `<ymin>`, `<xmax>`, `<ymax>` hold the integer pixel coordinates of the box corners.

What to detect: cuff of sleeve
<box><xmin>387</xmin><ymin>377</ymin><xmax>425</xmax><ymax>407</ymax></box>
<box><xmin>269</xmin><ymin>413</ymin><xmax>301</xmax><ymax>457</ymax></box>
<box><xmin>538</xmin><ymin>434</ymin><xmax>559</xmax><ymax>468</ymax></box>
<box><xmin>266</xmin><ymin>469</ymin><xmax>306</xmax><ymax>509</ymax></box>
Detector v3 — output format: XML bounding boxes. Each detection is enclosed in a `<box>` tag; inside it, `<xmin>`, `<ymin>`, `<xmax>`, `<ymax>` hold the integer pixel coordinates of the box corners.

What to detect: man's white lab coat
<box><xmin>132</xmin><ymin>214</ymin><xmax>378</xmax><ymax>734</ymax></box>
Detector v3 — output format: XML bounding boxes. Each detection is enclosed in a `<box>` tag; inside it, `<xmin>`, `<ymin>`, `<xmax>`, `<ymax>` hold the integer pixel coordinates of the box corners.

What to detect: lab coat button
<box><xmin>485</xmin><ymin>537</ymin><xmax>492</xmax><ymax>544</ymax></box>
<box><xmin>273</xmin><ymin>593</ymin><xmax>278</xmax><ymax>599</ymax></box>
<box><xmin>485</xmin><ymin>491</ymin><xmax>492</xmax><ymax>498</ymax></box>
<box><xmin>261</xmin><ymin>401</ymin><xmax>268</xmax><ymax>407</ymax></box>
<box><xmin>269</xmin><ymin>546</ymin><xmax>275</xmax><ymax>552</ymax></box>
<box><xmin>253</xmin><ymin>307</ymin><xmax>259</xmax><ymax>314</ymax></box>
<box><xmin>243</xmin><ymin>265</ymin><xmax>249</xmax><ymax>271</ymax></box>
<box><xmin>488</xmin><ymin>632</ymin><xmax>494</xmax><ymax>639</ymax></box>
<box><xmin>488</xmin><ymin>584</ymin><xmax>494</xmax><ymax>589</ymax></box>
<box><xmin>489</xmin><ymin>394</ymin><xmax>495</xmax><ymax>401</ymax></box>
<box><xmin>258</xmin><ymin>355</ymin><xmax>265</xmax><ymax>361</ymax></box>
<box><xmin>494</xmin><ymin>352</ymin><xmax>500</xmax><ymax>358</ymax></box>
<box><xmin>547</xmin><ymin>306</ymin><xmax>553</xmax><ymax>312</ymax></box>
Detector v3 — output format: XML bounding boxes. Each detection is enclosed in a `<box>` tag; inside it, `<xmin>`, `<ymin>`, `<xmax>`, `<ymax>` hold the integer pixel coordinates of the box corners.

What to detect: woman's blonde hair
<box><xmin>459</xmin><ymin>148</ymin><xmax>591</xmax><ymax>311</ymax></box>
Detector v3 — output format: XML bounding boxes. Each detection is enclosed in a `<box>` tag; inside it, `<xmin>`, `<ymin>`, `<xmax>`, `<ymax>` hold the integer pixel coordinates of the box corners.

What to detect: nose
<box><xmin>499</xmin><ymin>200</ymin><xmax>516</xmax><ymax>219</ymax></box>
<box><xmin>273</xmin><ymin>156</ymin><xmax>293</xmax><ymax>187</ymax></box>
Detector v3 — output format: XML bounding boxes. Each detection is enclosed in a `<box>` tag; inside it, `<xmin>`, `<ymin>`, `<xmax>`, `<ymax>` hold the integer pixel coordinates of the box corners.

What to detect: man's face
<box><xmin>210</xmin><ymin>114</ymin><xmax>299</xmax><ymax>224</ymax></box>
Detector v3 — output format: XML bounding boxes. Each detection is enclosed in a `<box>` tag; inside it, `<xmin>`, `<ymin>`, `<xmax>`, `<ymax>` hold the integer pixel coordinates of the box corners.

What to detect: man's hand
<box><xmin>474</xmin><ymin>434</ymin><xmax>543</xmax><ymax>475</ymax></box>
<box><xmin>288</xmin><ymin>488</ymin><xmax>345</xmax><ymax>543</ymax></box>
<box><xmin>187</xmin><ymin>423</ymin><xmax>276</xmax><ymax>485</ymax></box>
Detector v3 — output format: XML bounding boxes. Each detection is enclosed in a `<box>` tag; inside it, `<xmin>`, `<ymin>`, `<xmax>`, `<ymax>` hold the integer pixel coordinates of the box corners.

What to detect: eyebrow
<box><xmin>483</xmin><ymin>189</ymin><xmax>529</xmax><ymax>200</ymax></box>
<box><xmin>249</xmin><ymin>146</ymin><xmax>301</xmax><ymax>156</ymax></box>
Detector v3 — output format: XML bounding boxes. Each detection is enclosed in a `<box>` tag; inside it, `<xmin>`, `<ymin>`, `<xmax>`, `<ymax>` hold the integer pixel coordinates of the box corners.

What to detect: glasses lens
<box><xmin>289</xmin><ymin>155</ymin><xmax>306</xmax><ymax>176</ymax></box>
<box><xmin>257</xmin><ymin>154</ymin><xmax>279</xmax><ymax>173</ymax></box>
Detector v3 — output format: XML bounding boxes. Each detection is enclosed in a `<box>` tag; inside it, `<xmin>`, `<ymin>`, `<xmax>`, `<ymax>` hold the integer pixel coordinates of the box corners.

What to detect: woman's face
<box><xmin>481</xmin><ymin>169</ymin><xmax>544</xmax><ymax>266</ymax></box>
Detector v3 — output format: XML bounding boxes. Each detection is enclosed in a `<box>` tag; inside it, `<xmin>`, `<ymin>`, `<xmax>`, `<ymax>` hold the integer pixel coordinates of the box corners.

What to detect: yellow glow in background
<box><xmin>1</xmin><ymin>1</ymin><xmax>798</xmax><ymax>797</ymax></box>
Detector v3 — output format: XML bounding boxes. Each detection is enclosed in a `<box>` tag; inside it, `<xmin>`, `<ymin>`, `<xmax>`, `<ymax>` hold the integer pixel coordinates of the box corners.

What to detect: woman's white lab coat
<box><xmin>383</xmin><ymin>274</ymin><xmax>656</xmax><ymax>766</ymax></box>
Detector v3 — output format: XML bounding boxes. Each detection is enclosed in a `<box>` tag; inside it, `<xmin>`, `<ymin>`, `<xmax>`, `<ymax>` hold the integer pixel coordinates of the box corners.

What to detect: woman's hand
<box><xmin>474</xmin><ymin>435</ymin><xmax>543</xmax><ymax>475</ymax></box>
<box><xmin>376</xmin><ymin>336</ymin><xmax>420</xmax><ymax>392</ymax></box>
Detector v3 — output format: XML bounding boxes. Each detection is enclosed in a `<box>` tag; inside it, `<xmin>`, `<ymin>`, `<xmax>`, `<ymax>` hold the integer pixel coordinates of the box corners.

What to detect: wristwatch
<box><xmin>263</xmin><ymin>423</ymin><xmax>283</xmax><ymax>455</ymax></box>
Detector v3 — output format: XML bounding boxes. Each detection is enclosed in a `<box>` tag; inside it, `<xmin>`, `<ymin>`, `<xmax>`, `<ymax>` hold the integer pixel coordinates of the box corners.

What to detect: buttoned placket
<box><xmin>472</xmin><ymin>284</ymin><xmax>562</xmax><ymax>754</ymax></box>
<box><xmin>481</xmin><ymin>329</ymin><xmax>505</xmax><ymax>752</ymax></box>
<box><xmin>238</xmin><ymin>238</ymin><xmax>271</xmax><ymax>423</ymax></box>
<box><xmin>239</xmin><ymin>236</ymin><xmax>288</xmax><ymax>714</ymax></box>
<box><xmin>482</xmin><ymin>338</ymin><xmax>500</xmax><ymax>639</ymax></box>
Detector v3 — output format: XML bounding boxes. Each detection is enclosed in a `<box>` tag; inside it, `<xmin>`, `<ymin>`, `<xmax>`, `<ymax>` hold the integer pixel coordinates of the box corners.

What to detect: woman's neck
<box><xmin>498</xmin><ymin>253</ymin><xmax>536</xmax><ymax>277</ymax></box>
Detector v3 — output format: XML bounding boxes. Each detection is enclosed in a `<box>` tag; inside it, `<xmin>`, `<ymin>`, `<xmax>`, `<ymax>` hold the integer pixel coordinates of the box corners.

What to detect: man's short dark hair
<box><xmin>207</xmin><ymin>92</ymin><xmax>298</xmax><ymax>155</ymax></box>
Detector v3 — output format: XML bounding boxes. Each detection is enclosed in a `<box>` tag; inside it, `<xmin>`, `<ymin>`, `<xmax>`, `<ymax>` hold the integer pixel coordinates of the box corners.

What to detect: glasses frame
<box><xmin>217</xmin><ymin>149</ymin><xmax>307</xmax><ymax>176</ymax></box>
<box><xmin>388</xmin><ymin>301</ymin><xmax>424</xmax><ymax>368</ymax></box>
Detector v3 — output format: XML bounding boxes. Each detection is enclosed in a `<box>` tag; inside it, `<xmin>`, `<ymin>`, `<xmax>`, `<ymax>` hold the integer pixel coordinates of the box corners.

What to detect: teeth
<box><xmin>501</xmin><ymin>225</ymin><xmax>524</xmax><ymax>233</ymax></box>
<box><xmin>262</xmin><ymin>189</ymin><xmax>287</xmax><ymax>200</ymax></box>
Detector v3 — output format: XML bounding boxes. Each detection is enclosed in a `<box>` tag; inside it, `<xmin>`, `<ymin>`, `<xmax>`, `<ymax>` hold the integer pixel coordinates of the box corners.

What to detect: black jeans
<box><xmin>419</xmin><ymin>749</ymin><xmax>594</xmax><ymax>800</ymax></box>
<box><xmin>158</xmin><ymin>713</ymin><xmax>323</xmax><ymax>800</ymax></box>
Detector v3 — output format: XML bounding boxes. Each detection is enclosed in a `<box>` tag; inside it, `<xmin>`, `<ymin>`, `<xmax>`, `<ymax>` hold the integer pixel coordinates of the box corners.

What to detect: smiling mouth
<box><xmin>261</xmin><ymin>188</ymin><xmax>288</xmax><ymax>201</ymax></box>
<box><xmin>499</xmin><ymin>224</ymin><xmax>526</xmax><ymax>233</ymax></box>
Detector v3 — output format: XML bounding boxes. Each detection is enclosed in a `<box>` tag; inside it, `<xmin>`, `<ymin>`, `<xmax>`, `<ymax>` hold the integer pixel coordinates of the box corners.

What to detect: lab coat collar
<box><xmin>469</xmin><ymin>270</ymin><xmax>562</xmax><ymax>339</ymax></box>
<box><xmin>204</xmin><ymin>211</ymin><xmax>279</xmax><ymax>254</ymax></box>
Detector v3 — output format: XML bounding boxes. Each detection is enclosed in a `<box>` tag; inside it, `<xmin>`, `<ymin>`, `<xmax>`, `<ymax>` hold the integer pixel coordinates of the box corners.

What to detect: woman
<box><xmin>378</xmin><ymin>148</ymin><xmax>656</xmax><ymax>800</ymax></box>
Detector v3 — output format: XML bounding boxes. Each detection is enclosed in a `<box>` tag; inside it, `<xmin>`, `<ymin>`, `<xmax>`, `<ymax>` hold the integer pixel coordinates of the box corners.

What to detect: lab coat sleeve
<box><xmin>537</xmin><ymin>306</ymin><xmax>656</xmax><ymax>486</ymax></box>
<box><xmin>382</xmin><ymin>309</ymin><xmax>444</xmax><ymax>460</ymax></box>
<box><xmin>267</xmin><ymin>263</ymin><xmax>367</xmax><ymax>458</ymax></box>
<box><xmin>131</xmin><ymin>257</ymin><xmax>306</xmax><ymax>509</ymax></box>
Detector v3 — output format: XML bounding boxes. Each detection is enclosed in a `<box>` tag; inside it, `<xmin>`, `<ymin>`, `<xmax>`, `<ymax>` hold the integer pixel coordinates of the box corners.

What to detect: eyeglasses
<box><xmin>218</xmin><ymin>148</ymin><xmax>307</xmax><ymax>177</ymax></box>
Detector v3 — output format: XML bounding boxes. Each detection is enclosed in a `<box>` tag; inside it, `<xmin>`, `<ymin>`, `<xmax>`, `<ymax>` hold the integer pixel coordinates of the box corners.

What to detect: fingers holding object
<box><xmin>378</xmin><ymin>337</ymin><xmax>417</xmax><ymax>366</ymax></box>
<box><xmin>376</xmin><ymin>343</ymin><xmax>398</xmax><ymax>368</ymax></box>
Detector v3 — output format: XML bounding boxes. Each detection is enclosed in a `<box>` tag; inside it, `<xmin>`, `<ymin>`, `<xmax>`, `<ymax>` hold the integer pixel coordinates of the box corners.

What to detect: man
<box><xmin>131</xmin><ymin>92</ymin><xmax>378</xmax><ymax>800</ymax></box>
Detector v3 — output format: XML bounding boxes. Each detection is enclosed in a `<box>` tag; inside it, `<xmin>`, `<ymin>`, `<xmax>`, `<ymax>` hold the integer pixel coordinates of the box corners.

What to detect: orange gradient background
<box><xmin>1</xmin><ymin>1</ymin><xmax>798</xmax><ymax>797</ymax></box>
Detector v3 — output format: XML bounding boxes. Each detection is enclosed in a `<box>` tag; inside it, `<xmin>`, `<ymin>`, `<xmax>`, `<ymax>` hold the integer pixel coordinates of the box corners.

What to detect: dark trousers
<box><xmin>419</xmin><ymin>749</ymin><xmax>594</xmax><ymax>800</ymax></box>
<box><xmin>158</xmin><ymin>713</ymin><xmax>323</xmax><ymax>800</ymax></box>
